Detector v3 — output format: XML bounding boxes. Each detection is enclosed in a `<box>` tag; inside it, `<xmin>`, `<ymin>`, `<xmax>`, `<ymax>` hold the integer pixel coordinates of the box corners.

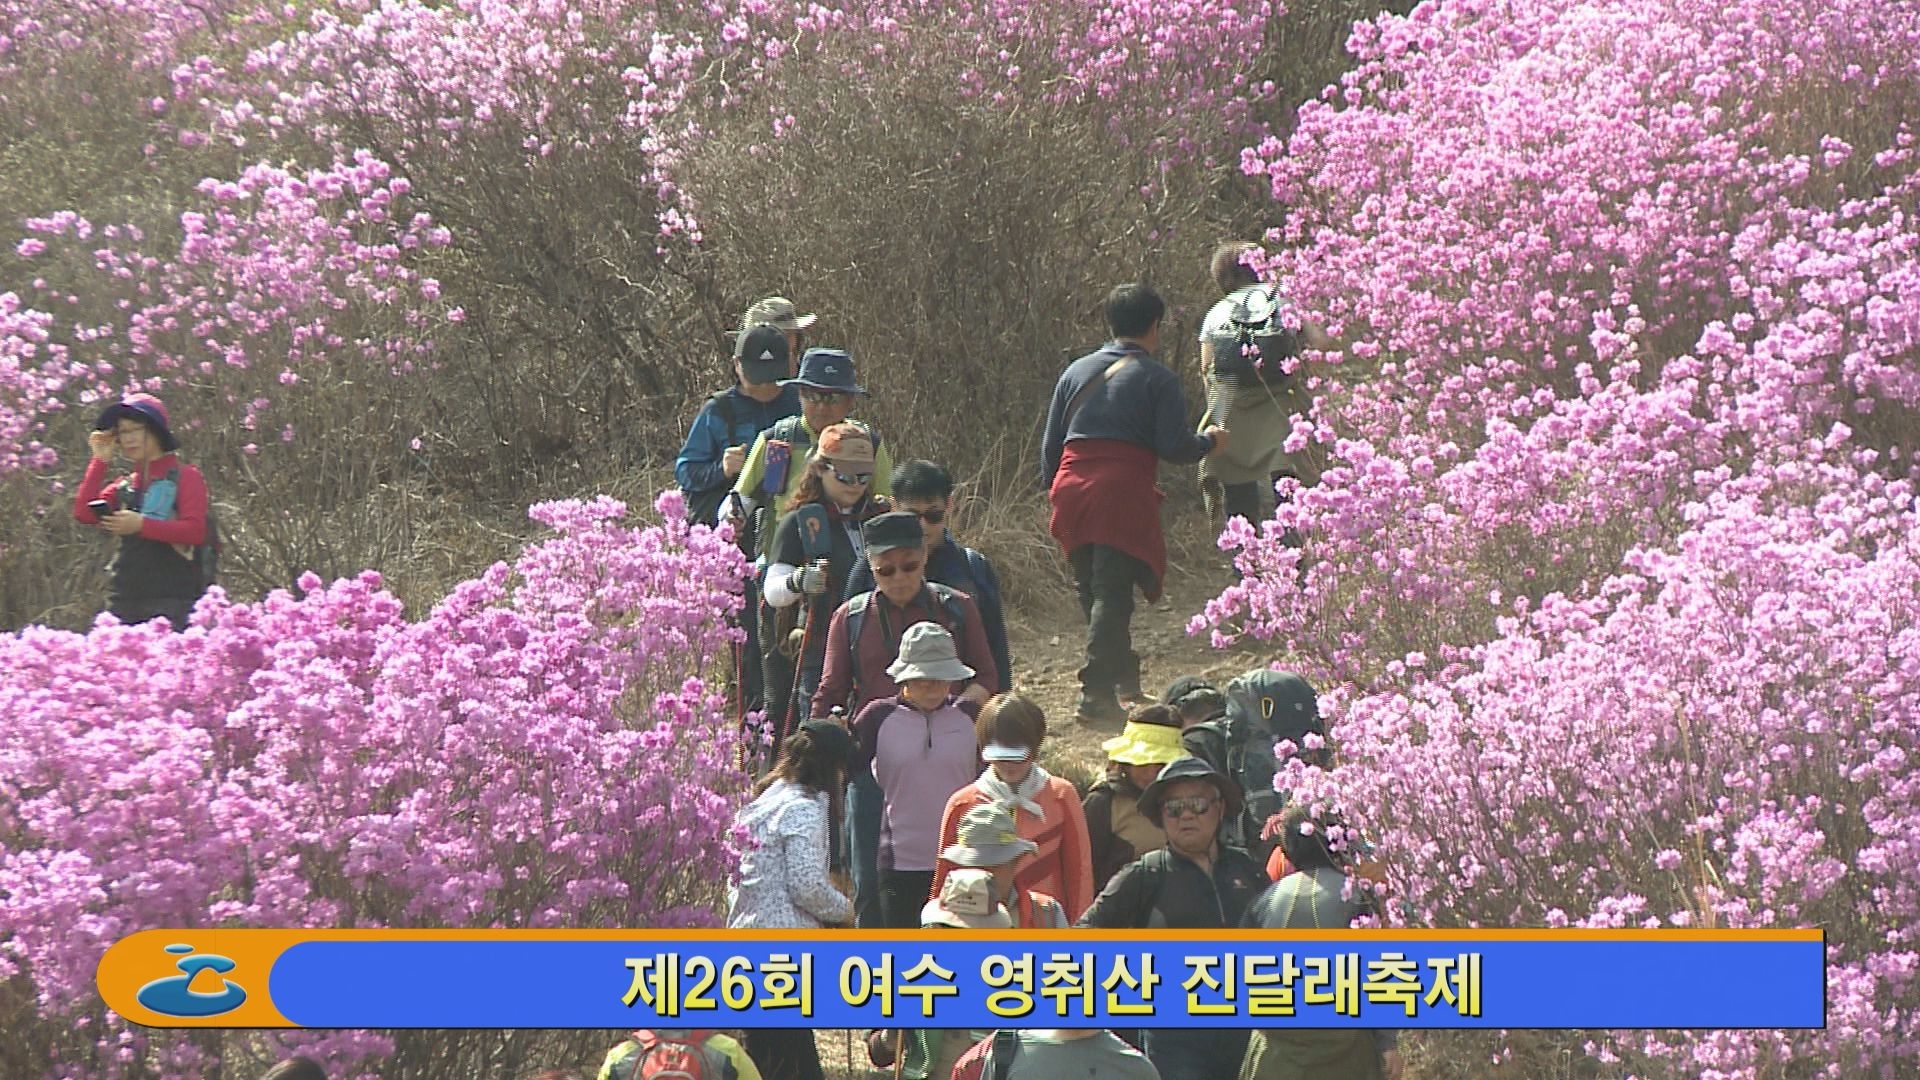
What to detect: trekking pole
<box><xmin>785</xmin><ymin>595</ymin><xmax>819</xmax><ymax>745</ymax></box>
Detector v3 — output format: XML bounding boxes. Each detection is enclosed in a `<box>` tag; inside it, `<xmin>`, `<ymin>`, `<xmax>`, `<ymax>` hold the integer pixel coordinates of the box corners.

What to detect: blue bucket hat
<box><xmin>785</xmin><ymin>348</ymin><xmax>868</xmax><ymax>396</ymax></box>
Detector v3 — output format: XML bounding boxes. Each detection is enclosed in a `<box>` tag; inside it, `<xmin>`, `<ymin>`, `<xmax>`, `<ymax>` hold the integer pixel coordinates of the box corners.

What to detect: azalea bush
<box><xmin>0</xmin><ymin>492</ymin><xmax>749</xmax><ymax>1079</ymax></box>
<box><xmin>1</xmin><ymin>0</ymin><xmax>1362</xmax><ymax>626</ymax></box>
<box><xmin>1198</xmin><ymin>0</ymin><xmax>1920</xmax><ymax>1073</ymax></box>
<box><xmin>679</xmin><ymin>0</ymin><xmax>1287</xmax><ymax>475</ymax></box>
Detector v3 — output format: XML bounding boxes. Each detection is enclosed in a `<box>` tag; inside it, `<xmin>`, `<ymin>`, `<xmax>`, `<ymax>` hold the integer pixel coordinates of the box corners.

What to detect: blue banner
<box><xmin>248</xmin><ymin>932</ymin><xmax>1825</xmax><ymax>1029</ymax></box>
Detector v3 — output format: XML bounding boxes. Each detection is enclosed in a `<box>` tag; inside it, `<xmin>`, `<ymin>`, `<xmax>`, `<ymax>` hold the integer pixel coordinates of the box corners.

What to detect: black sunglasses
<box><xmin>1162</xmin><ymin>796</ymin><xmax>1219</xmax><ymax>820</ymax></box>
<box><xmin>912</xmin><ymin>506</ymin><xmax>947</xmax><ymax>525</ymax></box>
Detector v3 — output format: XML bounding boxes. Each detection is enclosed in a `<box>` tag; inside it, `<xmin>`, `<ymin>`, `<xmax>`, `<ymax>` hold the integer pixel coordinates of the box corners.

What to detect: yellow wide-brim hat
<box><xmin>1101</xmin><ymin>720</ymin><xmax>1186</xmax><ymax>767</ymax></box>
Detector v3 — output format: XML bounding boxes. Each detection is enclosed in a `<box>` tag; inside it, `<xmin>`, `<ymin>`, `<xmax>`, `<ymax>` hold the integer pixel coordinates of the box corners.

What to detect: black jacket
<box><xmin>1076</xmin><ymin>843</ymin><xmax>1267</xmax><ymax>931</ymax></box>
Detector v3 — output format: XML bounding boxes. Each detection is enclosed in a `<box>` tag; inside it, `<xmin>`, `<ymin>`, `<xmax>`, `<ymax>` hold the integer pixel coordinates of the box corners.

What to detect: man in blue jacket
<box><xmin>677</xmin><ymin>321</ymin><xmax>801</xmax><ymax>742</ymax></box>
<box><xmin>675</xmin><ymin>322</ymin><xmax>801</xmax><ymax>527</ymax></box>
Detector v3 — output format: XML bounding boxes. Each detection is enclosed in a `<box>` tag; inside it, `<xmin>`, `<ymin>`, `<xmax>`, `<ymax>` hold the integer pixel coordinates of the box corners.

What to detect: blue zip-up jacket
<box><xmin>676</xmin><ymin>384</ymin><xmax>803</xmax><ymax>496</ymax></box>
<box><xmin>844</xmin><ymin>534</ymin><xmax>1013</xmax><ymax>688</ymax></box>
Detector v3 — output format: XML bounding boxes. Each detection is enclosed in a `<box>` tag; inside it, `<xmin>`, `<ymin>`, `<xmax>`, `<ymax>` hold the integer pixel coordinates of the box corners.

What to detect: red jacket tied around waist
<box><xmin>1047</xmin><ymin>439</ymin><xmax>1166</xmax><ymax>602</ymax></box>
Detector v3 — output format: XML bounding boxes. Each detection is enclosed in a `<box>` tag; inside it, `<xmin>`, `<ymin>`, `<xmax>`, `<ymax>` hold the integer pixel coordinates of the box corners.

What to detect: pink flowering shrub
<box><xmin>14</xmin><ymin>153</ymin><xmax>447</xmax><ymax>445</ymax></box>
<box><xmin>1279</xmin><ymin>469</ymin><xmax>1920</xmax><ymax>1074</ymax></box>
<box><xmin>0</xmin><ymin>293</ymin><xmax>71</xmax><ymax>477</ymax></box>
<box><xmin>4</xmin><ymin>0</ymin><xmax>1310</xmax><ymax>624</ymax></box>
<box><xmin>0</xmin><ymin>491</ymin><xmax>749</xmax><ymax>1078</ymax></box>
<box><xmin>1200</xmin><ymin>0</ymin><xmax>1920</xmax><ymax>1073</ymax></box>
<box><xmin>0</xmin><ymin>147</ymin><xmax>453</xmax><ymax>623</ymax></box>
<box><xmin>0</xmin><ymin>0</ymin><xmax>248</xmax><ymax>85</ymax></box>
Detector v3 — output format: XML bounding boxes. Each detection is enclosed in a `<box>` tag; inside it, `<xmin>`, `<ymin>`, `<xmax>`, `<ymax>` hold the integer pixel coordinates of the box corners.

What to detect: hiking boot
<box><xmin>1075</xmin><ymin>694</ymin><xmax>1128</xmax><ymax>726</ymax></box>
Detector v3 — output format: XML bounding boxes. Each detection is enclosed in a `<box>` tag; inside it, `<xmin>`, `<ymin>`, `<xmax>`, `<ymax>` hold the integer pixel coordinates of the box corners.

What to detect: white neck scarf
<box><xmin>978</xmin><ymin>764</ymin><xmax>1050</xmax><ymax>818</ymax></box>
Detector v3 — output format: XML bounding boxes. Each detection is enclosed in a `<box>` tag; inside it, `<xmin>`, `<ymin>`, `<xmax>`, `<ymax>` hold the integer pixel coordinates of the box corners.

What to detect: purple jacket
<box><xmin>852</xmin><ymin>696</ymin><xmax>981</xmax><ymax>872</ymax></box>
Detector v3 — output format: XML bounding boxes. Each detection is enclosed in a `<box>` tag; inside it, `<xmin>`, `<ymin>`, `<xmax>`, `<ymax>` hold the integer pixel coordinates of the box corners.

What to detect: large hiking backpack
<box><xmin>1182</xmin><ymin>669</ymin><xmax>1324</xmax><ymax>863</ymax></box>
<box><xmin>607</xmin><ymin>1029</ymin><xmax>734</xmax><ymax>1080</ymax></box>
<box><xmin>1212</xmin><ymin>285</ymin><xmax>1299</xmax><ymax>389</ymax></box>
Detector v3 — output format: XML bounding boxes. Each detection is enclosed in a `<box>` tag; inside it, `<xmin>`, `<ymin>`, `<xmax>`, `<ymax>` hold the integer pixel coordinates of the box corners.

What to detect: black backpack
<box><xmin>1181</xmin><ymin>670</ymin><xmax>1324</xmax><ymax>864</ymax></box>
<box><xmin>134</xmin><ymin>466</ymin><xmax>220</xmax><ymax>586</ymax></box>
<box><xmin>1212</xmin><ymin>285</ymin><xmax>1299</xmax><ymax>389</ymax></box>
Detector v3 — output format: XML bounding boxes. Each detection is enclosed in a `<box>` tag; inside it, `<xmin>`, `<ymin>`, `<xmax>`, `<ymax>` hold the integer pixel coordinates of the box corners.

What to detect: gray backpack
<box><xmin>1182</xmin><ymin>670</ymin><xmax>1324</xmax><ymax>862</ymax></box>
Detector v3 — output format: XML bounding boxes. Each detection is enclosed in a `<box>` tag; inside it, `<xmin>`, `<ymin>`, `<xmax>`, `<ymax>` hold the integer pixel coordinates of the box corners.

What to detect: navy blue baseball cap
<box><xmin>785</xmin><ymin>348</ymin><xmax>868</xmax><ymax>396</ymax></box>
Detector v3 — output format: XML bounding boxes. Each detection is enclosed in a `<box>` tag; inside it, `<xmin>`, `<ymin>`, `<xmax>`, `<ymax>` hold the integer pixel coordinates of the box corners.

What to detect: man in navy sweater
<box><xmin>1041</xmin><ymin>284</ymin><xmax>1229</xmax><ymax>724</ymax></box>
<box><xmin>675</xmin><ymin>322</ymin><xmax>801</xmax><ymax>739</ymax></box>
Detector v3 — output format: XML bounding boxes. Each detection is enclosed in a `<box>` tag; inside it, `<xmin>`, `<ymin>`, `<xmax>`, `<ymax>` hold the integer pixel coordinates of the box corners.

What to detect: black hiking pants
<box><xmin>108</xmin><ymin>596</ymin><xmax>196</xmax><ymax>631</ymax></box>
<box><xmin>1070</xmin><ymin>543</ymin><xmax>1148</xmax><ymax>702</ymax></box>
<box><xmin>745</xmin><ymin>1028</ymin><xmax>825</xmax><ymax>1080</ymax></box>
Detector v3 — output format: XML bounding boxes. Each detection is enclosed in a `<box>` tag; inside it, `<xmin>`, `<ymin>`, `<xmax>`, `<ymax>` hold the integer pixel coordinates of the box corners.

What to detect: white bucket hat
<box><xmin>736</xmin><ymin>295</ymin><xmax>818</xmax><ymax>333</ymax></box>
<box><xmin>886</xmin><ymin>621</ymin><xmax>976</xmax><ymax>685</ymax></box>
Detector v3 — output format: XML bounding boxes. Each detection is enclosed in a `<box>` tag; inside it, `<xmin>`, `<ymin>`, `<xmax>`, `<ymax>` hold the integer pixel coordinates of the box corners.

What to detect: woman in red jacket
<box><xmin>72</xmin><ymin>394</ymin><xmax>210</xmax><ymax>629</ymax></box>
<box><xmin>930</xmin><ymin>693</ymin><xmax>1095</xmax><ymax>922</ymax></box>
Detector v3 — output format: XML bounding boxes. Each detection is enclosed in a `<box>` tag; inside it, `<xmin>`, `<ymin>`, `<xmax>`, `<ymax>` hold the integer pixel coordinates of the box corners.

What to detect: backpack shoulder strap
<box><xmin>962</xmin><ymin>547</ymin><xmax>995</xmax><ymax>597</ymax></box>
<box><xmin>926</xmin><ymin>581</ymin><xmax>967</xmax><ymax>631</ymax></box>
<box><xmin>771</xmin><ymin>414</ymin><xmax>809</xmax><ymax>446</ymax></box>
<box><xmin>845</xmin><ymin>591</ymin><xmax>873</xmax><ymax>691</ymax></box>
<box><xmin>988</xmin><ymin>1029</ymin><xmax>1023</xmax><ymax>1080</ymax></box>
<box><xmin>1132</xmin><ymin>848</ymin><xmax>1173</xmax><ymax>926</ymax></box>
<box><xmin>709</xmin><ymin>389</ymin><xmax>737</xmax><ymax>434</ymax></box>
<box><xmin>1061</xmin><ymin>351</ymin><xmax>1137</xmax><ymax>434</ymax></box>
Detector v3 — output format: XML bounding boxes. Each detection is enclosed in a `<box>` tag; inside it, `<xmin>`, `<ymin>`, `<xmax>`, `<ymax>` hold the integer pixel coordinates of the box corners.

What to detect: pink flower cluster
<box><xmin>219</xmin><ymin>0</ymin><xmax>707</xmax><ymax>182</ymax></box>
<box><xmin>0</xmin><ymin>291</ymin><xmax>75</xmax><ymax>475</ymax></box>
<box><xmin>1200</xmin><ymin>0</ymin><xmax>1920</xmax><ymax>1071</ymax></box>
<box><xmin>3</xmin><ymin>0</ymin><xmax>1285</xmax><ymax>490</ymax></box>
<box><xmin>0</xmin><ymin>0</ymin><xmax>243</xmax><ymax>84</ymax></box>
<box><xmin>3</xmin><ymin>153</ymin><xmax>447</xmax><ymax>475</ymax></box>
<box><xmin>0</xmin><ymin>492</ymin><xmax>750</xmax><ymax>1078</ymax></box>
